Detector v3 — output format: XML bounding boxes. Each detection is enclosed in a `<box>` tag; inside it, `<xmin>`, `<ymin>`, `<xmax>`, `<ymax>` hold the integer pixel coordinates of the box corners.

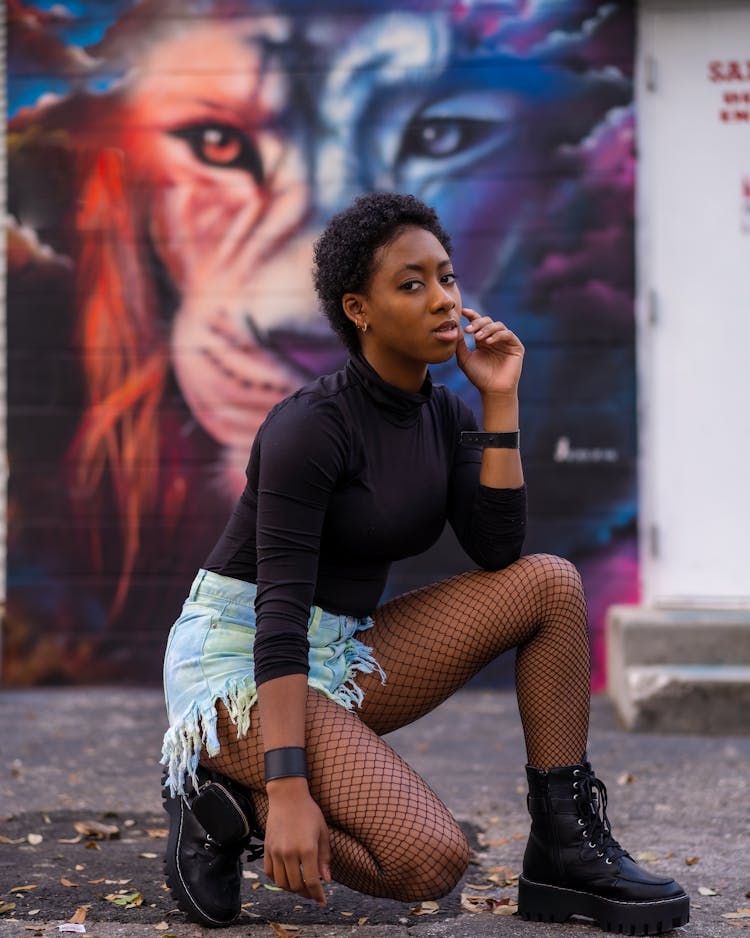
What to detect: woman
<box><xmin>160</xmin><ymin>193</ymin><xmax>688</xmax><ymax>935</ymax></box>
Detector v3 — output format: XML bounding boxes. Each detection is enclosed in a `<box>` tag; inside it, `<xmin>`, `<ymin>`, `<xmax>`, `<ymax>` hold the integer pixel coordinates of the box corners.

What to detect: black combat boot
<box><xmin>162</xmin><ymin>766</ymin><xmax>264</xmax><ymax>928</ymax></box>
<box><xmin>518</xmin><ymin>760</ymin><xmax>689</xmax><ymax>935</ymax></box>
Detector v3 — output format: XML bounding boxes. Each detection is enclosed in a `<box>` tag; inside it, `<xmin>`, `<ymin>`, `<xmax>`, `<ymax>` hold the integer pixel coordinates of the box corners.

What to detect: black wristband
<box><xmin>460</xmin><ymin>430</ymin><xmax>520</xmax><ymax>449</ymax></box>
<box><xmin>264</xmin><ymin>746</ymin><xmax>307</xmax><ymax>783</ymax></box>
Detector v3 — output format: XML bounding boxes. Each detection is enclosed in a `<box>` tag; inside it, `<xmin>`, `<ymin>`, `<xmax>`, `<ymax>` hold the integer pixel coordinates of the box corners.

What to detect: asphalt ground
<box><xmin>1</xmin><ymin>688</ymin><xmax>748</xmax><ymax>938</ymax></box>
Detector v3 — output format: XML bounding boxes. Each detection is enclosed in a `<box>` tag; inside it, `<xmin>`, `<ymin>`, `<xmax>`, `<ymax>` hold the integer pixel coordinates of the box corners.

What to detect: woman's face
<box><xmin>349</xmin><ymin>226</ymin><xmax>462</xmax><ymax>390</ymax></box>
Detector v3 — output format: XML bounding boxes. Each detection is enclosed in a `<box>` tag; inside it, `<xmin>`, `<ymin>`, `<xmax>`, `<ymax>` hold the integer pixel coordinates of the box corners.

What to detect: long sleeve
<box><xmin>446</xmin><ymin>396</ymin><xmax>527</xmax><ymax>569</ymax></box>
<box><xmin>253</xmin><ymin>395</ymin><xmax>348</xmax><ymax>687</ymax></box>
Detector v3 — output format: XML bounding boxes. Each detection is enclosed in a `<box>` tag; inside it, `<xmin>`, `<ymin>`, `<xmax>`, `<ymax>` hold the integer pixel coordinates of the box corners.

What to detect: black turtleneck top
<box><xmin>204</xmin><ymin>355</ymin><xmax>526</xmax><ymax>687</ymax></box>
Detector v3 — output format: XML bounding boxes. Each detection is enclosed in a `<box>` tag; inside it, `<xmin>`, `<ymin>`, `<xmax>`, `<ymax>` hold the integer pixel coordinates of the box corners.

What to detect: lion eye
<box><xmin>399</xmin><ymin>118</ymin><xmax>495</xmax><ymax>160</ymax></box>
<box><xmin>169</xmin><ymin>123</ymin><xmax>264</xmax><ymax>183</ymax></box>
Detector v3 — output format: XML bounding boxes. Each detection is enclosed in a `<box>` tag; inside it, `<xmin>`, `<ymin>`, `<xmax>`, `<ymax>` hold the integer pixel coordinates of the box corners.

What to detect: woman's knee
<box><xmin>382</xmin><ymin>824</ymin><xmax>470</xmax><ymax>901</ymax></box>
<box><xmin>520</xmin><ymin>553</ymin><xmax>585</xmax><ymax>612</ymax></box>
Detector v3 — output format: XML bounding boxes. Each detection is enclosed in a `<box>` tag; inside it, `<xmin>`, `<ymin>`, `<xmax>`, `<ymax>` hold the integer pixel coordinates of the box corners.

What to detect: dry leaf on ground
<box><xmin>103</xmin><ymin>891</ymin><xmax>143</xmax><ymax>909</ymax></box>
<box><xmin>0</xmin><ymin>902</ymin><xmax>17</xmax><ymax>914</ymax></box>
<box><xmin>68</xmin><ymin>907</ymin><xmax>89</xmax><ymax>924</ymax></box>
<box><xmin>9</xmin><ymin>885</ymin><xmax>39</xmax><ymax>893</ymax></box>
<box><xmin>27</xmin><ymin>833</ymin><xmax>43</xmax><ymax>845</ymax></box>
<box><xmin>461</xmin><ymin>893</ymin><xmax>518</xmax><ymax>915</ymax></box>
<box><xmin>268</xmin><ymin>924</ymin><xmax>300</xmax><ymax>937</ymax></box>
<box><xmin>698</xmin><ymin>887</ymin><xmax>719</xmax><ymax>896</ymax></box>
<box><xmin>146</xmin><ymin>828</ymin><xmax>168</xmax><ymax>839</ymax></box>
<box><xmin>461</xmin><ymin>894</ymin><xmax>491</xmax><ymax>913</ymax></box>
<box><xmin>0</xmin><ymin>835</ymin><xmax>25</xmax><ymax>845</ymax></box>
<box><xmin>74</xmin><ymin>820</ymin><xmax>119</xmax><ymax>840</ymax></box>
<box><xmin>685</xmin><ymin>857</ymin><xmax>700</xmax><ymax>865</ymax></box>
<box><xmin>60</xmin><ymin>878</ymin><xmax>79</xmax><ymax>887</ymax></box>
<box><xmin>492</xmin><ymin>898</ymin><xmax>520</xmax><ymax>916</ymax></box>
<box><xmin>410</xmin><ymin>900</ymin><xmax>439</xmax><ymax>915</ymax></box>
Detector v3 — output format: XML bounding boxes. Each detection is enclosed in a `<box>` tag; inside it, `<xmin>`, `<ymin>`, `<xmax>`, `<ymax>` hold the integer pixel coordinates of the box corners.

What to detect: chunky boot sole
<box><xmin>518</xmin><ymin>876</ymin><xmax>690</xmax><ymax>935</ymax></box>
<box><xmin>162</xmin><ymin>782</ymin><xmax>240</xmax><ymax>928</ymax></box>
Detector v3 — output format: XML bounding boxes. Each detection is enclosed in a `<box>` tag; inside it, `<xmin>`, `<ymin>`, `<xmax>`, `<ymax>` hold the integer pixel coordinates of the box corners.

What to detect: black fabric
<box><xmin>204</xmin><ymin>354</ymin><xmax>526</xmax><ymax>687</ymax></box>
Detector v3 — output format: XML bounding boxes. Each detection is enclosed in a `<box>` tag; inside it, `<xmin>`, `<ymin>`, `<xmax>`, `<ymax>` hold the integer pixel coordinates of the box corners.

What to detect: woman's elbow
<box><xmin>474</xmin><ymin>537</ymin><xmax>525</xmax><ymax>571</ymax></box>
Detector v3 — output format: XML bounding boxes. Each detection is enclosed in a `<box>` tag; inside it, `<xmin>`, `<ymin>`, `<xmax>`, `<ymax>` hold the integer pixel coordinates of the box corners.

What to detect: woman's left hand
<box><xmin>455</xmin><ymin>307</ymin><xmax>524</xmax><ymax>397</ymax></box>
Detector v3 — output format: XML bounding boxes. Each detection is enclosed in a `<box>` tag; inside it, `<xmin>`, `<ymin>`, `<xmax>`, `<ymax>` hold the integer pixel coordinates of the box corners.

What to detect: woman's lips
<box><xmin>432</xmin><ymin>320</ymin><xmax>459</xmax><ymax>341</ymax></box>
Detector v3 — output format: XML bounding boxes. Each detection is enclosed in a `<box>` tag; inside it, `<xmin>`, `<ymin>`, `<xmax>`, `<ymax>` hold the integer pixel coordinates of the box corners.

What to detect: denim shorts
<box><xmin>160</xmin><ymin>569</ymin><xmax>386</xmax><ymax>795</ymax></box>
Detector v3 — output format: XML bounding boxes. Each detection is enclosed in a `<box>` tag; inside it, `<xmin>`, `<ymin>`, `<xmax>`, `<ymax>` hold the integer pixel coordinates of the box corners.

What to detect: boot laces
<box><xmin>573</xmin><ymin>769</ymin><xmax>627</xmax><ymax>862</ymax></box>
<box><xmin>202</xmin><ymin>826</ymin><xmax>265</xmax><ymax>862</ymax></box>
<box><xmin>203</xmin><ymin>833</ymin><xmax>264</xmax><ymax>863</ymax></box>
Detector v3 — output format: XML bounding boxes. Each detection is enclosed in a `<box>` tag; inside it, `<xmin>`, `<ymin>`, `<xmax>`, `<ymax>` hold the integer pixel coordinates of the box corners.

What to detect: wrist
<box><xmin>461</xmin><ymin>430</ymin><xmax>520</xmax><ymax>449</ymax></box>
<box><xmin>480</xmin><ymin>393</ymin><xmax>518</xmax><ymax>431</ymax></box>
<box><xmin>266</xmin><ymin>775</ymin><xmax>310</xmax><ymax>798</ymax></box>
<box><xmin>264</xmin><ymin>744</ymin><xmax>307</xmax><ymax>784</ymax></box>
<box><xmin>480</xmin><ymin>388</ymin><xmax>518</xmax><ymax>402</ymax></box>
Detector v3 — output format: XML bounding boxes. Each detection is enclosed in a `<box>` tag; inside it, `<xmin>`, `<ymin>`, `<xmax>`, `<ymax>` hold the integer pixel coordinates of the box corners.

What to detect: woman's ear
<box><xmin>342</xmin><ymin>293</ymin><xmax>362</xmax><ymax>326</ymax></box>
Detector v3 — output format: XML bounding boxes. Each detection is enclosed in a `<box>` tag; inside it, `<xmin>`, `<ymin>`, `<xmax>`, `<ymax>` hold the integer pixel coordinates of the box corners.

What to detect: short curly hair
<box><xmin>313</xmin><ymin>193</ymin><xmax>452</xmax><ymax>354</ymax></box>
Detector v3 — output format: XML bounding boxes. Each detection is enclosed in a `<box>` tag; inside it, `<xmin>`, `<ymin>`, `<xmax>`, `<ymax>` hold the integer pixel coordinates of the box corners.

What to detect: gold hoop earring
<box><xmin>358</xmin><ymin>321</ymin><xmax>368</xmax><ymax>334</ymax></box>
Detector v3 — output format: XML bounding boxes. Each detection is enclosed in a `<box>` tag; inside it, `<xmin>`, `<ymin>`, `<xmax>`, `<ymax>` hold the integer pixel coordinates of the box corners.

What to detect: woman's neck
<box><xmin>358</xmin><ymin>347</ymin><xmax>428</xmax><ymax>394</ymax></box>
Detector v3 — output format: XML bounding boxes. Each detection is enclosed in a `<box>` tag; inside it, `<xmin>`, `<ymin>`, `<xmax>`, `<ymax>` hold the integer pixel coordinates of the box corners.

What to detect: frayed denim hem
<box><xmin>160</xmin><ymin>678</ymin><xmax>257</xmax><ymax>798</ymax></box>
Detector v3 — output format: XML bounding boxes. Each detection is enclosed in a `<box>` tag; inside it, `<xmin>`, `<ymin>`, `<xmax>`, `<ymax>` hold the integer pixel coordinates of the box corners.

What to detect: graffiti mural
<box><xmin>6</xmin><ymin>0</ymin><xmax>637</xmax><ymax>688</ymax></box>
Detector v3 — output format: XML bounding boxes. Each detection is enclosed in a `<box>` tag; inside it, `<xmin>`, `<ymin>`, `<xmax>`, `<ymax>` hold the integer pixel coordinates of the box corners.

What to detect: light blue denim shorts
<box><xmin>161</xmin><ymin>569</ymin><xmax>386</xmax><ymax>795</ymax></box>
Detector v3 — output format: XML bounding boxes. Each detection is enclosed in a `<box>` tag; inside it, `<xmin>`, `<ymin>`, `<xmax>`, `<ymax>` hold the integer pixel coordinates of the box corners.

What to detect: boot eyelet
<box><xmin>573</xmin><ymin>781</ymin><xmax>579</xmax><ymax>789</ymax></box>
<box><xmin>605</xmin><ymin>858</ymin><xmax>613</xmax><ymax>865</ymax></box>
<box><xmin>588</xmin><ymin>841</ymin><xmax>596</xmax><ymax>848</ymax></box>
<box><xmin>573</xmin><ymin>769</ymin><xmax>580</xmax><ymax>777</ymax></box>
<box><xmin>597</xmin><ymin>851</ymin><xmax>604</xmax><ymax>857</ymax></box>
<box><xmin>582</xmin><ymin>830</ymin><xmax>588</xmax><ymax>837</ymax></box>
<box><xmin>577</xmin><ymin>819</ymin><xmax>585</xmax><ymax>827</ymax></box>
<box><xmin>573</xmin><ymin>794</ymin><xmax>579</xmax><ymax>800</ymax></box>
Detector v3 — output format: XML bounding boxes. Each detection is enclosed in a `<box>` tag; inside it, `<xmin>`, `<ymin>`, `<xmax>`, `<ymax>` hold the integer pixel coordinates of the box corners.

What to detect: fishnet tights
<box><xmin>205</xmin><ymin>553</ymin><xmax>590</xmax><ymax>901</ymax></box>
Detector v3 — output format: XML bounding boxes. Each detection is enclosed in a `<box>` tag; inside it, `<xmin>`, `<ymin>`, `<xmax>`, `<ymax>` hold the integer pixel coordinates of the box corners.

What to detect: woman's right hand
<box><xmin>264</xmin><ymin>777</ymin><xmax>332</xmax><ymax>905</ymax></box>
